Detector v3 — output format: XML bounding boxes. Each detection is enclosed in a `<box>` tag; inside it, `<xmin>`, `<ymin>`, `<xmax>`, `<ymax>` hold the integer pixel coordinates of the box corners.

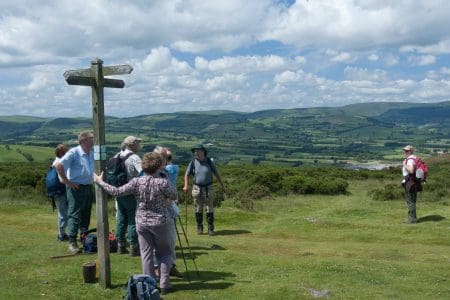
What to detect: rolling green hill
<box><xmin>1</xmin><ymin>101</ymin><xmax>449</xmax><ymax>164</ymax></box>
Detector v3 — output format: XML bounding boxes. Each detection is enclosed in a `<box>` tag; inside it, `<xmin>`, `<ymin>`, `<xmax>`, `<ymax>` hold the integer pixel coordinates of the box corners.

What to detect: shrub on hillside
<box><xmin>368</xmin><ymin>183</ymin><xmax>403</xmax><ymax>201</ymax></box>
<box><xmin>282</xmin><ymin>176</ymin><xmax>348</xmax><ymax>195</ymax></box>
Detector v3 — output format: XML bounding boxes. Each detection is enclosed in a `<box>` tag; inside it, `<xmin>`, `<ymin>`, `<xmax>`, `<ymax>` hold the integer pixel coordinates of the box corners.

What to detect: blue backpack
<box><xmin>45</xmin><ymin>166</ymin><xmax>66</xmax><ymax>197</ymax></box>
<box><xmin>125</xmin><ymin>275</ymin><xmax>160</xmax><ymax>300</ymax></box>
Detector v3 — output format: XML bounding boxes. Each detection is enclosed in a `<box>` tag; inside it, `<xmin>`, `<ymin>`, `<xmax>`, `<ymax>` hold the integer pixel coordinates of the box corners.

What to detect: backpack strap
<box><xmin>136</xmin><ymin>281</ymin><xmax>144</xmax><ymax>300</ymax></box>
<box><xmin>125</xmin><ymin>276</ymin><xmax>134</xmax><ymax>300</ymax></box>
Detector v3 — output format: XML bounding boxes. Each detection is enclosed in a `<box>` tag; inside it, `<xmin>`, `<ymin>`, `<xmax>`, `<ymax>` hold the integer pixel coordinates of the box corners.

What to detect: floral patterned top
<box><xmin>98</xmin><ymin>175</ymin><xmax>176</xmax><ymax>226</ymax></box>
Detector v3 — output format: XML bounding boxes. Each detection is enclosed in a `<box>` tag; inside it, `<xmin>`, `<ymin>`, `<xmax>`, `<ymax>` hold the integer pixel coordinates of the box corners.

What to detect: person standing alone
<box><xmin>402</xmin><ymin>145</ymin><xmax>419</xmax><ymax>224</ymax></box>
<box><xmin>183</xmin><ymin>144</ymin><xmax>225</xmax><ymax>236</ymax></box>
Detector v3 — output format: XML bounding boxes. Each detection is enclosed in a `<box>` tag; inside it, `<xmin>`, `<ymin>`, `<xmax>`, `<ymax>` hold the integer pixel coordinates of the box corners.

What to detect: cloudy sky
<box><xmin>1</xmin><ymin>0</ymin><xmax>450</xmax><ymax>117</ymax></box>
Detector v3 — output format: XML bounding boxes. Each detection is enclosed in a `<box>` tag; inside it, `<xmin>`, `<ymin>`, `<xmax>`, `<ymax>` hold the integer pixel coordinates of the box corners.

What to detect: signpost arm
<box><xmin>91</xmin><ymin>58</ymin><xmax>111</xmax><ymax>288</ymax></box>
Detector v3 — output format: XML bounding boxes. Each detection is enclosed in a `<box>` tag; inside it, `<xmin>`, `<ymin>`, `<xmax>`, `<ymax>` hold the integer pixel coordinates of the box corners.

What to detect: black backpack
<box><xmin>124</xmin><ymin>275</ymin><xmax>160</xmax><ymax>300</ymax></box>
<box><xmin>106</xmin><ymin>152</ymin><xmax>133</xmax><ymax>187</ymax></box>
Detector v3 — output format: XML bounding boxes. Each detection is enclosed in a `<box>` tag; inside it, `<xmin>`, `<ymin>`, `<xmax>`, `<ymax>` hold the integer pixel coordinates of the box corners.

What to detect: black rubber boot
<box><xmin>207</xmin><ymin>212</ymin><xmax>215</xmax><ymax>236</ymax></box>
<box><xmin>195</xmin><ymin>212</ymin><xmax>203</xmax><ymax>235</ymax></box>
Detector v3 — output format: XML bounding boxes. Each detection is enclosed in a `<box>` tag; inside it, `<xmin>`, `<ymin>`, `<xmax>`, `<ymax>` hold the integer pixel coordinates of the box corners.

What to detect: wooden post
<box><xmin>91</xmin><ymin>58</ymin><xmax>111</xmax><ymax>288</ymax></box>
<box><xmin>63</xmin><ymin>59</ymin><xmax>133</xmax><ymax>289</ymax></box>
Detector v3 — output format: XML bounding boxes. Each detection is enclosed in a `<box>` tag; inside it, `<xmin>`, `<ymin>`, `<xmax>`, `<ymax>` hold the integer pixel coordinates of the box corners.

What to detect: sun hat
<box><xmin>403</xmin><ymin>145</ymin><xmax>414</xmax><ymax>152</ymax></box>
<box><xmin>191</xmin><ymin>144</ymin><xmax>207</xmax><ymax>155</ymax></box>
<box><xmin>123</xmin><ymin>136</ymin><xmax>142</xmax><ymax>145</ymax></box>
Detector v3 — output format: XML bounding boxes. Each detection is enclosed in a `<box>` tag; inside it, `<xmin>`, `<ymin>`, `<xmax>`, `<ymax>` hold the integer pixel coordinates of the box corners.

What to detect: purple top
<box><xmin>98</xmin><ymin>175</ymin><xmax>176</xmax><ymax>226</ymax></box>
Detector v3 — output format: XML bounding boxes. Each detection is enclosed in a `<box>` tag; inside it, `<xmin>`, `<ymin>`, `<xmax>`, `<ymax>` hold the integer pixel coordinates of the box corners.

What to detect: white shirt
<box><xmin>120</xmin><ymin>148</ymin><xmax>142</xmax><ymax>179</ymax></box>
<box><xmin>402</xmin><ymin>154</ymin><xmax>416</xmax><ymax>177</ymax></box>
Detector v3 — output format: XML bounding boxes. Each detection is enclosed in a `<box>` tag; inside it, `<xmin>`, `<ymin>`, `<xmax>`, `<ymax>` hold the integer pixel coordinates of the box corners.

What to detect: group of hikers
<box><xmin>51</xmin><ymin>130</ymin><xmax>225</xmax><ymax>294</ymax></box>
<box><xmin>48</xmin><ymin>129</ymin><xmax>423</xmax><ymax>294</ymax></box>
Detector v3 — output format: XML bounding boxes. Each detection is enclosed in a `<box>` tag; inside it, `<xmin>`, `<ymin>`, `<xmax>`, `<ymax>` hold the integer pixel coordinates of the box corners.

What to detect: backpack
<box><xmin>125</xmin><ymin>274</ymin><xmax>160</xmax><ymax>300</ymax></box>
<box><xmin>106</xmin><ymin>152</ymin><xmax>133</xmax><ymax>187</ymax></box>
<box><xmin>80</xmin><ymin>229</ymin><xmax>118</xmax><ymax>253</ymax></box>
<box><xmin>413</xmin><ymin>157</ymin><xmax>428</xmax><ymax>182</ymax></box>
<box><xmin>189</xmin><ymin>157</ymin><xmax>214</xmax><ymax>185</ymax></box>
<box><xmin>45</xmin><ymin>166</ymin><xmax>66</xmax><ymax>198</ymax></box>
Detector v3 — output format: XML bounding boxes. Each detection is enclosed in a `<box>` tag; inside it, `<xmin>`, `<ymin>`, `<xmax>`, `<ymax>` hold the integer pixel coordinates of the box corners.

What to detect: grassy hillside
<box><xmin>0</xmin><ymin>144</ymin><xmax>53</xmax><ymax>163</ymax></box>
<box><xmin>0</xmin><ymin>180</ymin><xmax>448</xmax><ymax>299</ymax></box>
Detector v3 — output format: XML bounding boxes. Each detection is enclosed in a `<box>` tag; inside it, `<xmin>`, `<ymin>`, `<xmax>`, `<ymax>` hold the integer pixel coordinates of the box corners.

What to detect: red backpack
<box><xmin>413</xmin><ymin>157</ymin><xmax>428</xmax><ymax>182</ymax></box>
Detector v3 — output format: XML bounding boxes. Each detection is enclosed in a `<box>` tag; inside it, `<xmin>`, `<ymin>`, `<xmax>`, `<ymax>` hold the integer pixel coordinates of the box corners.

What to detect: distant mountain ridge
<box><xmin>1</xmin><ymin>101</ymin><xmax>449</xmax><ymax>164</ymax></box>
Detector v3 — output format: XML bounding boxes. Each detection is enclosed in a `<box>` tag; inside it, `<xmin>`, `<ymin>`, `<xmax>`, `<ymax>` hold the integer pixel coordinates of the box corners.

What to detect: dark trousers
<box><xmin>66</xmin><ymin>184</ymin><xmax>94</xmax><ymax>237</ymax></box>
<box><xmin>404</xmin><ymin>187</ymin><xmax>418</xmax><ymax>222</ymax></box>
<box><xmin>116</xmin><ymin>194</ymin><xmax>138</xmax><ymax>244</ymax></box>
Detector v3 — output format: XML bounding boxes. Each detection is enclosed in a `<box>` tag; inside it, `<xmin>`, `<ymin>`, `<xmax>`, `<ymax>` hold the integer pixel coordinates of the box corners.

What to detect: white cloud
<box><xmin>262</xmin><ymin>1</ymin><xmax>450</xmax><ymax>50</ymax></box>
<box><xmin>384</xmin><ymin>55</ymin><xmax>399</xmax><ymax>67</ymax></box>
<box><xmin>344</xmin><ymin>67</ymin><xmax>388</xmax><ymax>82</ymax></box>
<box><xmin>330</xmin><ymin>52</ymin><xmax>356</xmax><ymax>63</ymax></box>
<box><xmin>407</xmin><ymin>55</ymin><xmax>436</xmax><ymax>66</ymax></box>
<box><xmin>195</xmin><ymin>55</ymin><xmax>287</xmax><ymax>73</ymax></box>
<box><xmin>400</xmin><ymin>38</ymin><xmax>450</xmax><ymax>55</ymax></box>
<box><xmin>205</xmin><ymin>74</ymin><xmax>246</xmax><ymax>91</ymax></box>
<box><xmin>1</xmin><ymin>1</ymin><xmax>450</xmax><ymax>117</ymax></box>
<box><xmin>295</xmin><ymin>56</ymin><xmax>306</xmax><ymax>64</ymax></box>
<box><xmin>368</xmin><ymin>54</ymin><xmax>379</xmax><ymax>61</ymax></box>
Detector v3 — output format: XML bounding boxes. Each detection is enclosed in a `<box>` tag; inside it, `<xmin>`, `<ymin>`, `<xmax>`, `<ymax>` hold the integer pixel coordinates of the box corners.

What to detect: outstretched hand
<box><xmin>93</xmin><ymin>172</ymin><xmax>104</xmax><ymax>184</ymax></box>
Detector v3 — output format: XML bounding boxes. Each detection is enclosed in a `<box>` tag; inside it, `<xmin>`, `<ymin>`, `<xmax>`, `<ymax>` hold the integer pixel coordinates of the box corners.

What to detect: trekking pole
<box><xmin>177</xmin><ymin>215</ymin><xmax>200</xmax><ymax>276</ymax></box>
<box><xmin>185</xmin><ymin>191</ymin><xmax>188</xmax><ymax>236</ymax></box>
<box><xmin>174</xmin><ymin>223</ymin><xmax>191</xmax><ymax>283</ymax></box>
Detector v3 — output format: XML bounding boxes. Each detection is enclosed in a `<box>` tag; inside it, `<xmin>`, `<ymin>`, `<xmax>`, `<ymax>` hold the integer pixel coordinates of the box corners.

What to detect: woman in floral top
<box><xmin>94</xmin><ymin>152</ymin><xmax>176</xmax><ymax>294</ymax></box>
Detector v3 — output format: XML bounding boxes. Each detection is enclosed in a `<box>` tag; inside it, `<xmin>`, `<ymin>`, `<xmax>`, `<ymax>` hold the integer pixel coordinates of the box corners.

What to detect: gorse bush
<box><xmin>368</xmin><ymin>183</ymin><xmax>404</xmax><ymax>201</ymax></box>
<box><xmin>1</xmin><ymin>156</ymin><xmax>449</xmax><ymax>210</ymax></box>
<box><xmin>221</xmin><ymin>165</ymin><xmax>352</xmax><ymax>210</ymax></box>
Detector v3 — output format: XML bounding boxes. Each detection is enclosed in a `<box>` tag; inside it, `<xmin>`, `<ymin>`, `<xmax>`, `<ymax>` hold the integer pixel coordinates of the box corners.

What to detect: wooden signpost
<box><xmin>63</xmin><ymin>58</ymin><xmax>133</xmax><ymax>288</ymax></box>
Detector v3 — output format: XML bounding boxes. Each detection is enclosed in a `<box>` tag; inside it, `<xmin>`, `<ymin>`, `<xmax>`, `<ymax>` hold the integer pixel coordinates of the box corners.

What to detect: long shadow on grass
<box><xmin>417</xmin><ymin>214</ymin><xmax>446</xmax><ymax>223</ymax></box>
<box><xmin>175</xmin><ymin>244</ymin><xmax>228</xmax><ymax>259</ymax></box>
<box><xmin>172</xmin><ymin>270</ymin><xmax>235</xmax><ymax>292</ymax></box>
<box><xmin>214</xmin><ymin>229</ymin><xmax>251</xmax><ymax>235</ymax></box>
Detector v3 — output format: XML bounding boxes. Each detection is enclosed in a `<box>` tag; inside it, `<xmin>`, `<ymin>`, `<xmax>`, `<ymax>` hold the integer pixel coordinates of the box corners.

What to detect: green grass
<box><xmin>1</xmin><ymin>181</ymin><xmax>449</xmax><ymax>299</ymax></box>
<box><xmin>0</xmin><ymin>144</ymin><xmax>53</xmax><ymax>162</ymax></box>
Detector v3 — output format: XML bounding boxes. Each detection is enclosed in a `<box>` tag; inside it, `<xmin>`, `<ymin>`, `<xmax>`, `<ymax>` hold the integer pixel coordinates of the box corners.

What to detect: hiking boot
<box><xmin>207</xmin><ymin>212</ymin><xmax>215</xmax><ymax>236</ymax></box>
<box><xmin>57</xmin><ymin>234</ymin><xmax>69</xmax><ymax>242</ymax></box>
<box><xmin>407</xmin><ymin>218</ymin><xmax>418</xmax><ymax>224</ymax></box>
<box><xmin>118</xmin><ymin>243</ymin><xmax>129</xmax><ymax>254</ymax></box>
<box><xmin>170</xmin><ymin>265</ymin><xmax>183</xmax><ymax>278</ymax></box>
<box><xmin>195</xmin><ymin>212</ymin><xmax>203</xmax><ymax>235</ymax></box>
<box><xmin>68</xmin><ymin>237</ymin><xmax>80</xmax><ymax>254</ymax></box>
<box><xmin>197</xmin><ymin>226</ymin><xmax>203</xmax><ymax>235</ymax></box>
<box><xmin>130</xmin><ymin>243</ymin><xmax>140</xmax><ymax>257</ymax></box>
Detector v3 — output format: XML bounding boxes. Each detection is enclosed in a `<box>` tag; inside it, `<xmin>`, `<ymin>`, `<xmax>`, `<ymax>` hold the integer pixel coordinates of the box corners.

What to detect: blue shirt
<box><xmin>59</xmin><ymin>145</ymin><xmax>94</xmax><ymax>185</ymax></box>
<box><xmin>164</xmin><ymin>163</ymin><xmax>179</xmax><ymax>188</ymax></box>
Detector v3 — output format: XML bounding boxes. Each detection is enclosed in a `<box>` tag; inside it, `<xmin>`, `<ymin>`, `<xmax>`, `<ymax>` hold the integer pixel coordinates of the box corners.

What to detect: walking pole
<box><xmin>175</xmin><ymin>222</ymin><xmax>191</xmax><ymax>283</ymax></box>
<box><xmin>184</xmin><ymin>191</ymin><xmax>188</xmax><ymax>236</ymax></box>
<box><xmin>177</xmin><ymin>215</ymin><xmax>200</xmax><ymax>276</ymax></box>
